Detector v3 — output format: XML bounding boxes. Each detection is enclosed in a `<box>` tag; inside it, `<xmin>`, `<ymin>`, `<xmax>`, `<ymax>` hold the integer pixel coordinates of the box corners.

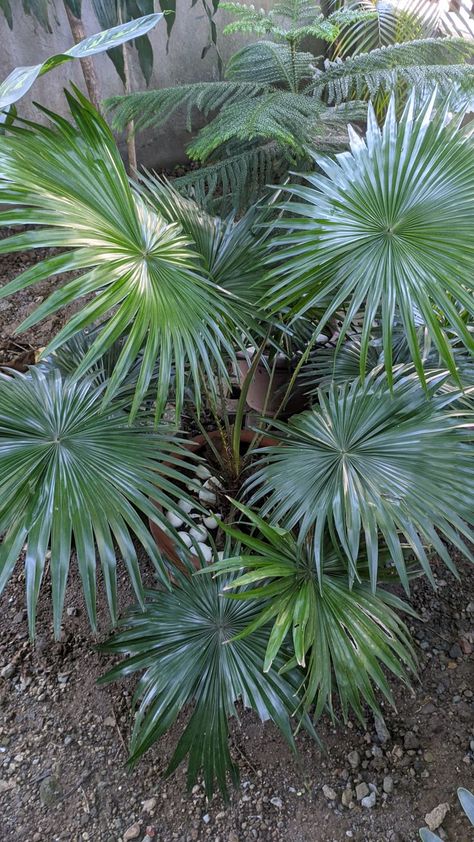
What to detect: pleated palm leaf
<box><xmin>99</xmin><ymin>563</ymin><xmax>317</xmax><ymax>799</ymax></box>
<box><xmin>246</xmin><ymin>369</ymin><xmax>474</xmax><ymax>589</ymax></box>
<box><xmin>266</xmin><ymin>91</ymin><xmax>474</xmax><ymax>384</ymax></box>
<box><xmin>0</xmin><ymin>367</ymin><xmax>195</xmax><ymax>638</ymax></box>
<box><xmin>202</xmin><ymin>502</ymin><xmax>417</xmax><ymax>718</ymax></box>
<box><xmin>0</xmin><ymin>90</ymin><xmax>259</xmax><ymax>422</ymax></box>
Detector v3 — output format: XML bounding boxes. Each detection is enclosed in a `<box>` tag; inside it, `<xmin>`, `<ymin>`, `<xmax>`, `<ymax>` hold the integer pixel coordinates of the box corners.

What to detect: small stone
<box><xmin>103</xmin><ymin>716</ymin><xmax>115</xmax><ymax>727</ymax></box>
<box><xmin>203</xmin><ymin>814</ymin><xmax>211</xmax><ymax>824</ymax></box>
<box><xmin>374</xmin><ymin>716</ymin><xmax>391</xmax><ymax>744</ymax></box>
<box><xmin>460</xmin><ymin>637</ymin><xmax>472</xmax><ymax>655</ymax></box>
<box><xmin>322</xmin><ymin>785</ymin><xmax>337</xmax><ymax>801</ymax></box>
<box><xmin>0</xmin><ymin>663</ymin><xmax>15</xmax><ymax>679</ymax></box>
<box><xmin>356</xmin><ymin>782</ymin><xmax>370</xmax><ymax>801</ymax></box>
<box><xmin>39</xmin><ymin>776</ymin><xmax>62</xmax><ymax>806</ymax></box>
<box><xmin>424</xmin><ymin>751</ymin><xmax>434</xmax><ymax>763</ymax></box>
<box><xmin>228</xmin><ymin>833</ymin><xmax>239</xmax><ymax>842</ymax></box>
<box><xmin>341</xmin><ymin>788</ymin><xmax>353</xmax><ymax>808</ymax></box>
<box><xmin>449</xmin><ymin>643</ymin><xmax>463</xmax><ymax>659</ymax></box>
<box><xmin>347</xmin><ymin>750</ymin><xmax>360</xmax><ymax>769</ymax></box>
<box><xmin>190</xmin><ymin>525</ymin><xmax>208</xmax><ymax>542</ymax></box>
<box><xmin>0</xmin><ymin>779</ymin><xmax>15</xmax><ymax>793</ymax></box>
<box><xmin>142</xmin><ymin>797</ymin><xmax>157</xmax><ymax>814</ymax></box>
<box><xmin>361</xmin><ymin>791</ymin><xmax>376</xmax><ymax>809</ymax></box>
<box><xmin>270</xmin><ymin>796</ymin><xmax>282</xmax><ymax>808</ymax></box>
<box><xmin>166</xmin><ymin>510</ymin><xmax>184</xmax><ymax>528</ymax></box>
<box><xmin>383</xmin><ymin>776</ymin><xmax>394</xmax><ymax>794</ymax></box>
<box><xmin>404</xmin><ymin>731</ymin><xmax>419</xmax><ymax>750</ymax></box>
<box><xmin>196</xmin><ymin>464</ymin><xmax>212</xmax><ymax>480</ymax></box>
<box><xmin>123</xmin><ymin>823</ymin><xmax>141</xmax><ymax>841</ymax></box>
<box><xmin>425</xmin><ymin>803</ymin><xmax>450</xmax><ymax>831</ymax></box>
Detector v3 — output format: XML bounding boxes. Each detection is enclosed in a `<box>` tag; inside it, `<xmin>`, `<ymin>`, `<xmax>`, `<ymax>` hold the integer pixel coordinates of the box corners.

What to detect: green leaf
<box><xmin>266</xmin><ymin>92</ymin><xmax>474</xmax><ymax>381</ymax></box>
<box><xmin>205</xmin><ymin>503</ymin><xmax>417</xmax><ymax>717</ymax></box>
<box><xmin>99</xmin><ymin>572</ymin><xmax>316</xmax><ymax>799</ymax></box>
<box><xmin>247</xmin><ymin>368</ymin><xmax>474</xmax><ymax>587</ymax></box>
<box><xmin>0</xmin><ymin>367</ymin><xmax>194</xmax><ymax>637</ymax></box>
<box><xmin>0</xmin><ymin>13</ymin><xmax>163</xmax><ymax>109</ymax></box>
<box><xmin>0</xmin><ymin>90</ymin><xmax>259</xmax><ymax>421</ymax></box>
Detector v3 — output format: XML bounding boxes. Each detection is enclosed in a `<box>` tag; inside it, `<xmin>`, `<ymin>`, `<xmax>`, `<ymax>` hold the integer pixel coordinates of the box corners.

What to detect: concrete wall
<box><xmin>1</xmin><ymin>0</ymin><xmax>267</xmax><ymax>167</ymax></box>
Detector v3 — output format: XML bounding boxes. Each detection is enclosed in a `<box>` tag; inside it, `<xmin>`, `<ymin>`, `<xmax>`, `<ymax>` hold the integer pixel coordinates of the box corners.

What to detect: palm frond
<box><xmin>313</xmin><ymin>37</ymin><xmax>474</xmax><ymax>103</ymax></box>
<box><xmin>246</xmin><ymin>369</ymin><xmax>474</xmax><ymax>590</ymax></box>
<box><xmin>0</xmin><ymin>91</ymin><xmax>257</xmax><ymax>421</ymax></box>
<box><xmin>0</xmin><ymin>368</ymin><xmax>194</xmax><ymax>638</ymax></box>
<box><xmin>204</xmin><ymin>502</ymin><xmax>417</xmax><ymax>719</ymax></box>
<box><xmin>266</xmin><ymin>92</ymin><xmax>474</xmax><ymax>384</ymax></box>
<box><xmin>99</xmin><ymin>568</ymin><xmax>316</xmax><ymax>799</ymax></box>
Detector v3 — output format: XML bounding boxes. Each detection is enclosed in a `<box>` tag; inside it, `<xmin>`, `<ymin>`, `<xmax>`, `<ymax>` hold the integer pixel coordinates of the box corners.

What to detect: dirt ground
<box><xmin>0</xmin><ymin>246</ymin><xmax>473</xmax><ymax>842</ymax></box>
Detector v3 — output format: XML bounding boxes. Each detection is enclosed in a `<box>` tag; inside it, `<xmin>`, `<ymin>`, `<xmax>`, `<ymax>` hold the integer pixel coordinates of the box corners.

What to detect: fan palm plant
<box><xmin>107</xmin><ymin>0</ymin><xmax>474</xmax><ymax>209</ymax></box>
<box><xmin>0</xmin><ymin>90</ymin><xmax>264</xmax><ymax>422</ymax></box>
<box><xmin>0</xmin><ymin>367</ymin><xmax>195</xmax><ymax>638</ymax></box>
<box><xmin>246</xmin><ymin>368</ymin><xmax>474</xmax><ymax>589</ymax></box>
<box><xmin>266</xmin><ymin>91</ymin><xmax>474</xmax><ymax>384</ymax></box>
<box><xmin>99</xmin><ymin>558</ymin><xmax>317</xmax><ymax>799</ymax></box>
<box><xmin>200</xmin><ymin>502</ymin><xmax>417</xmax><ymax>717</ymax></box>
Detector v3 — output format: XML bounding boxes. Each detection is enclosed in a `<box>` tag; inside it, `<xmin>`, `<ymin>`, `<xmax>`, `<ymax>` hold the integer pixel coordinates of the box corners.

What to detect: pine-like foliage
<box><xmin>107</xmin><ymin>0</ymin><xmax>474</xmax><ymax>210</ymax></box>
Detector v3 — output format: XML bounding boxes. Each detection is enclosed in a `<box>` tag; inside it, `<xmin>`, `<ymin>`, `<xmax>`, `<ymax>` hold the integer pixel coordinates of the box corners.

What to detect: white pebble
<box><xmin>177</xmin><ymin>498</ymin><xmax>193</xmax><ymax>514</ymax></box>
<box><xmin>195</xmin><ymin>464</ymin><xmax>211</xmax><ymax>480</ymax></box>
<box><xmin>199</xmin><ymin>488</ymin><xmax>216</xmax><ymax>505</ymax></box>
<box><xmin>166</xmin><ymin>510</ymin><xmax>183</xmax><ymax>528</ymax></box>
<box><xmin>190</xmin><ymin>525</ymin><xmax>208</xmax><ymax>542</ymax></box>
<box><xmin>195</xmin><ymin>542</ymin><xmax>212</xmax><ymax>563</ymax></box>
<box><xmin>177</xmin><ymin>531</ymin><xmax>193</xmax><ymax>548</ymax></box>
<box><xmin>203</xmin><ymin>514</ymin><xmax>219</xmax><ymax>530</ymax></box>
<box><xmin>203</xmin><ymin>476</ymin><xmax>223</xmax><ymax>492</ymax></box>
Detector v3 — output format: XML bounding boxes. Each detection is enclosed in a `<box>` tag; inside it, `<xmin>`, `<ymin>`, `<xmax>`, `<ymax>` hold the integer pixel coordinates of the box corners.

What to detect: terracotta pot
<box><xmin>236</xmin><ymin>352</ymin><xmax>307</xmax><ymax>416</ymax></box>
<box><xmin>149</xmin><ymin>428</ymin><xmax>277</xmax><ymax>570</ymax></box>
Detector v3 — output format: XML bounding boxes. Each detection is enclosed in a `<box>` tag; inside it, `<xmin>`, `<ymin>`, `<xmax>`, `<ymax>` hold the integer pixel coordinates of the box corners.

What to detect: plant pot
<box><xmin>149</xmin><ymin>428</ymin><xmax>276</xmax><ymax>570</ymax></box>
<box><xmin>236</xmin><ymin>352</ymin><xmax>307</xmax><ymax>416</ymax></box>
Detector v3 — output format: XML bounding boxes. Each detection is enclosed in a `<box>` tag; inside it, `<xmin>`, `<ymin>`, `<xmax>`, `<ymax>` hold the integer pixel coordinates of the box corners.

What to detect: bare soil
<box><xmin>0</xmin><ymin>247</ymin><xmax>473</xmax><ymax>842</ymax></box>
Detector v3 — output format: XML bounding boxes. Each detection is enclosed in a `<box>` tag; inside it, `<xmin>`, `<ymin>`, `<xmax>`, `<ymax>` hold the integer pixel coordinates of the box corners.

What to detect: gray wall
<box><xmin>1</xmin><ymin>0</ymin><xmax>267</xmax><ymax>167</ymax></box>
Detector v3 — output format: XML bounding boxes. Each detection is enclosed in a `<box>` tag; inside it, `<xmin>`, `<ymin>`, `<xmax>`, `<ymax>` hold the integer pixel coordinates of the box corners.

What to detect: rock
<box><xmin>196</xmin><ymin>464</ymin><xmax>211</xmax><ymax>480</ymax></box>
<box><xmin>424</xmin><ymin>803</ymin><xmax>450</xmax><ymax>831</ymax></box>
<box><xmin>270</xmin><ymin>796</ymin><xmax>282</xmax><ymax>808</ymax></box>
<box><xmin>374</xmin><ymin>716</ymin><xmax>391</xmax><ymax>744</ymax></box>
<box><xmin>228</xmin><ymin>833</ymin><xmax>239</xmax><ymax>842</ymax></box>
<box><xmin>142</xmin><ymin>797</ymin><xmax>157</xmax><ymax>814</ymax></box>
<box><xmin>404</xmin><ymin>731</ymin><xmax>420</xmax><ymax>750</ymax></box>
<box><xmin>356</xmin><ymin>782</ymin><xmax>370</xmax><ymax>801</ymax></box>
<box><xmin>383</xmin><ymin>776</ymin><xmax>394</xmax><ymax>794</ymax></box>
<box><xmin>347</xmin><ymin>750</ymin><xmax>360</xmax><ymax>769</ymax></box>
<box><xmin>341</xmin><ymin>788</ymin><xmax>353</xmax><ymax>808</ymax></box>
<box><xmin>123</xmin><ymin>823</ymin><xmax>141</xmax><ymax>840</ymax></box>
<box><xmin>0</xmin><ymin>779</ymin><xmax>15</xmax><ymax>793</ymax></box>
<box><xmin>0</xmin><ymin>663</ymin><xmax>16</xmax><ymax>679</ymax></box>
<box><xmin>449</xmin><ymin>643</ymin><xmax>463</xmax><ymax>659</ymax></box>
<box><xmin>103</xmin><ymin>716</ymin><xmax>115</xmax><ymax>727</ymax></box>
<box><xmin>460</xmin><ymin>637</ymin><xmax>472</xmax><ymax>655</ymax></box>
<box><xmin>322</xmin><ymin>785</ymin><xmax>337</xmax><ymax>801</ymax></box>
<box><xmin>192</xmin><ymin>542</ymin><xmax>212</xmax><ymax>563</ymax></box>
<box><xmin>177</xmin><ymin>498</ymin><xmax>194</xmax><ymax>514</ymax></box>
<box><xmin>39</xmin><ymin>776</ymin><xmax>62</xmax><ymax>806</ymax></box>
<box><xmin>166</xmin><ymin>510</ymin><xmax>184</xmax><ymax>528</ymax></box>
<box><xmin>189</xmin><ymin>525</ymin><xmax>208</xmax><ymax>542</ymax></box>
<box><xmin>203</xmin><ymin>814</ymin><xmax>210</xmax><ymax>824</ymax></box>
<box><xmin>361</xmin><ymin>791</ymin><xmax>377</xmax><ymax>809</ymax></box>
<box><xmin>177</xmin><ymin>531</ymin><xmax>193</xmax><ymax>548</ymax></box>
